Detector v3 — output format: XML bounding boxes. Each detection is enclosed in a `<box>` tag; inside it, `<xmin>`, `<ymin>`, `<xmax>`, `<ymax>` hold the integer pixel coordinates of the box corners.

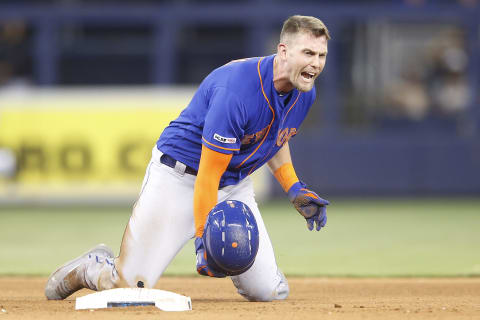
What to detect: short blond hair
<box><xmin>280</xmin><ymin>15</ymin><xmax>331</xmax><ymax>42</ymax></box>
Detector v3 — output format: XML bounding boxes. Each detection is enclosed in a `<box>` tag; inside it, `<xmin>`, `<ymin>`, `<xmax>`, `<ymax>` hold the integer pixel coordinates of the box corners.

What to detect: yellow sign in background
<box><xmin>0</xmin><ymin>87</ymin><xmax>194</xmax><ymax>201</ymax></box>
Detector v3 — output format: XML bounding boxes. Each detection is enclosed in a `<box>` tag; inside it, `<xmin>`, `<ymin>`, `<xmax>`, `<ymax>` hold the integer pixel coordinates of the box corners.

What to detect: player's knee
<box><xmin>243</xmin><ymin>283</ymin><xmax>289</xmax><ymax>302</ymax></box>
<box><xmin>236</xmin><ymin>277</ymin><xmax>289</xmax><ymax>302</ymax></box>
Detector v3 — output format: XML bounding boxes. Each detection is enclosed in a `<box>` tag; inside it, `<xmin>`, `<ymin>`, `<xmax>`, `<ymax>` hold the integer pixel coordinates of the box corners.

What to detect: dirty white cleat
<box><xmin>45</xmin><ymin>244</ymin><xmax>114</xmax><ymax>300</ymax></box>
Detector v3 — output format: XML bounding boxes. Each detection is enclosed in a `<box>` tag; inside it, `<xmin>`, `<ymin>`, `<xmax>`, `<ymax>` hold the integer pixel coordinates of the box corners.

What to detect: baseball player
<box><xmin>46</xmin><ymin>15</ymin><xmax>330</xmax><ymax>302</ymax></box>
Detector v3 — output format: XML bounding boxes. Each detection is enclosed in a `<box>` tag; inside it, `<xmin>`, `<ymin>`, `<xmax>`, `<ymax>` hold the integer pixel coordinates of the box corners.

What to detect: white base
<box><xmin>75</xmin><ymin>288</ymin><xmax>192</xmax><ymax>311</ymax></box>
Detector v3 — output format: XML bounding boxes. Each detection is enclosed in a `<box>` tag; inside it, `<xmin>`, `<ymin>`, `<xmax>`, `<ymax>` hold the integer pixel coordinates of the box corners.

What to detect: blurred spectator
<box><xmin>383</xmin><ymin>26</ymin><xmax>470</xmax><ymax>124</ymax></box>
<box><xmin>0</xmin><ymin>20</ymin><xmax>31</xmax><ymax>86</ymax></box>
<box><xmin>385</xmin><ymin>67</ymin><xmax>430</xmax><ymax>121</ymax></box>
<box><xmin>425</xmin><ymin>29</ymin><xmax>470</xmax><ymax>117</ymax></box>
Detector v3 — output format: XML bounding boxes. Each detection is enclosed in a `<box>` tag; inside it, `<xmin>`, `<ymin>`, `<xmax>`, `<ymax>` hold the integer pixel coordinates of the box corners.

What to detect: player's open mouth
<box><xmin>301</xmin><ymin>72</ymin><xmax>315</xmax><ymax>81</ymax></box>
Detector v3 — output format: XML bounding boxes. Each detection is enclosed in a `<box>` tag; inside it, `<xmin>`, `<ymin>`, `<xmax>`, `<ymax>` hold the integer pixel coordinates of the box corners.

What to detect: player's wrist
<box><xmin>274</xmin><ymin>162</ymin><xmax>299</xmax><ymax>193</ymax></box>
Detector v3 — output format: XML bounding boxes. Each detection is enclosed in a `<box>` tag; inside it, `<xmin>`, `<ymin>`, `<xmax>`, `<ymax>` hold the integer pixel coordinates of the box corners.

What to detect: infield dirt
<box><xmin>0</xmin><ymin>277</ymin><xmax>479</xmax><ymax>320</ymax></box>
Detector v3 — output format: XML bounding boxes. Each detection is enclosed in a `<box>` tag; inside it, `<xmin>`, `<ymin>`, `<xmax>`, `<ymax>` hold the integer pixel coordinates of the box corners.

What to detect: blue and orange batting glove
<box><xmin>195</xmin><ymin>237</ymin><xmax>226</xmax><ymax>278</ymax></box>
<box><xmin>287</xmin><ymin>181</ymin><xmax>330</xmax><ymax>231</ymax></box>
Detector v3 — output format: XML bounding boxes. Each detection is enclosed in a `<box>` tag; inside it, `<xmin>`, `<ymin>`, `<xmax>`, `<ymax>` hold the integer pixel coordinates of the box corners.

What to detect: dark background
<box><xmin>0</xmin><ymin>0</ymin><xmax>479</xmax><ymax>196</ymax></box>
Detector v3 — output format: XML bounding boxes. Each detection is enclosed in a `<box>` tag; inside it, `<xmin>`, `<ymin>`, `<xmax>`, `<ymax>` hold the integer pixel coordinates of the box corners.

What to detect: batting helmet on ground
<box><xmin>203</xmin><ymin>200</ymin><xmax>260</xmax><ymax>276</ymax></box>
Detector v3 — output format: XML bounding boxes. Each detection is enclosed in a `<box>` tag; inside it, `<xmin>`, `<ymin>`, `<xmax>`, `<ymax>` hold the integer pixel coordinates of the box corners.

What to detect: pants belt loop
<box><xmin>174</xmin><ymin>161</ymin><xmax>187</xmax><ymax>176</ymax></box>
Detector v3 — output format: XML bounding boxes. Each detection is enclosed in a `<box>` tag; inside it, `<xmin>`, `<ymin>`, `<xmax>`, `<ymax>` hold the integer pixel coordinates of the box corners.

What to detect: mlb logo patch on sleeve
<box><xmin>214</xmin><ymin>133</ymin><xmax>237</xmax><ymax>144</ymax></box>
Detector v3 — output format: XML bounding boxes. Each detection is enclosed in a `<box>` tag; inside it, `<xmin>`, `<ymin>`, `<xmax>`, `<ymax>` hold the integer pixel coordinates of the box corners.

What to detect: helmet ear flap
<box><xmin>203</xmin><ymin>200</ymin><xmax>260</xmax><ymax>276</ymax></box>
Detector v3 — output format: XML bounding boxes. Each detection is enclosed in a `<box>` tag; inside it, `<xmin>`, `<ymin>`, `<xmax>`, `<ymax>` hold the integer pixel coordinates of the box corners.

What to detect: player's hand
<box><xmin>195</xmin><ymin>237</ymin><xmax>226</xmax><ymax>278</ymax></box>
<box><xmin>287</xmin><ymin>181</ymin><xmax>329</xmax><ymax>231</ymax></box>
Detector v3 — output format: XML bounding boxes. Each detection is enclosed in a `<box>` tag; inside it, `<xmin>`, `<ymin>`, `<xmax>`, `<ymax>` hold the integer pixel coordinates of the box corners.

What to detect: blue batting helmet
<box><xmin>203</xmin><ymin>200</ymin><xmax>259</xmax><ymax>276</ymax></box>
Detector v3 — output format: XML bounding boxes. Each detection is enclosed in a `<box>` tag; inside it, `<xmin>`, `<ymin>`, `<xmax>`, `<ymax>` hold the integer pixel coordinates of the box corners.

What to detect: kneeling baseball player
<box><xmin>46</xmin><ymin>15</ymin><xmax>330</xmax><ymax>302</ymax></box>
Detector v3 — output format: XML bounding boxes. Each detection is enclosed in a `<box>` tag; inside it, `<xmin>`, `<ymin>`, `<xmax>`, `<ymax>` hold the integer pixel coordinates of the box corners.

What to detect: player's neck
<box><xmin>273</xmin><ymin>55</ymin><xmax>294</xmax><ymax>95</ymax></box>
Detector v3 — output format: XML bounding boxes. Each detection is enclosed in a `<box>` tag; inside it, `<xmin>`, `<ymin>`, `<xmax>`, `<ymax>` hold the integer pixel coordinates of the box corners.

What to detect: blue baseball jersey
<box><xmin>157</xmin><ymin>54</ymin><xmax>316</xmax><ymax>188</ymax></box>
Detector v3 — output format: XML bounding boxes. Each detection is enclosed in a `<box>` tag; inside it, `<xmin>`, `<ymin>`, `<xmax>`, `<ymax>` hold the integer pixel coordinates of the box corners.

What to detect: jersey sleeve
<box><xmin>202</xmin><ymin>86</ymin><xmax>247</xmax><ymax>154</ymax></box>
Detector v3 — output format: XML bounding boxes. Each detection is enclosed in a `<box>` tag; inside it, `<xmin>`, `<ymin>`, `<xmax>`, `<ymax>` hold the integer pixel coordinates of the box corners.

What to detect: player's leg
<box><xmin>113</xmin><ymin>165</ymin><xmax>195</xmax><ymax>289</ymax></box>
<box><xmin>46</xmin><ymin>147</ymin><xmax>196</xmax><ymax>299</ymax></box>
<box><xmin>219</xmin><ymin>178</ymin><xmax>289</xmax><ymax>302</ymax></box>
<box><xmin>102</xmin><ymin>147</ymin><xmax>196</xmax><ymax>289</ymax></box>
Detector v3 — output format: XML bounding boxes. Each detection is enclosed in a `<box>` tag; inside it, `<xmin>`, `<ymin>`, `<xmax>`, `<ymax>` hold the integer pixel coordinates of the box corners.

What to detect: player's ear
<box><xmin>277</xmin><ymin>43</ymin><xmax>287</xmax><ymax>60</ymax></box>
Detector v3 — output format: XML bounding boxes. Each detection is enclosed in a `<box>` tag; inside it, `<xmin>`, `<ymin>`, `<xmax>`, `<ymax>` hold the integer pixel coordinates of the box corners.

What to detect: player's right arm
<box><xmin>193</xmin><ymin>145</ymin><xmax>232</xmax><ymax>277</ymax></box>
<box><xmin>194</xmin><ymin>145</ymin><xmax>232</xmax><ymax>238</ymax></box>
<box><xmin>193</xmin><ymin>84</ymin><xmax>245</xmax><ymax>277</ymax></box>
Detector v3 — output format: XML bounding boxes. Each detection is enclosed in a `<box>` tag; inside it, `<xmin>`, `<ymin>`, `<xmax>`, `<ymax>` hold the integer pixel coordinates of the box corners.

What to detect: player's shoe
<box><xmin>45</xmin><ymin>244</ymin><xmax>114</xmax><ymax>300</ymax></box>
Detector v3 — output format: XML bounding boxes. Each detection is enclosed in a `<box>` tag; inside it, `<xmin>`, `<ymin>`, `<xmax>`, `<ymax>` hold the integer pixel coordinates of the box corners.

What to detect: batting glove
<box><xmin>195</xmin><ymin>237</ymin><xmax>226</xmax><ymax>278</ymax></box>
<box><xmin>287</xmin><ymin>181</ymin><xmax>330</xmax><ymax>231</ymax></box>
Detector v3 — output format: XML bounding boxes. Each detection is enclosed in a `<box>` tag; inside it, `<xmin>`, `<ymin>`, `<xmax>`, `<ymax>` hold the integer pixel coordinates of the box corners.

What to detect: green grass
<box><xmin>1</xmin><ymin>198</ymin><xmax>479</xmax><ymax>277</ymax></box>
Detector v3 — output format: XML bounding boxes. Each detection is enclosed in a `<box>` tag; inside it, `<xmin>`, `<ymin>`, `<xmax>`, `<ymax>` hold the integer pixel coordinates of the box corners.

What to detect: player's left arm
<box><xmin>267</xmin><ymin>142</ymin><xmax>330</xmax><ymax>231</ymax></box>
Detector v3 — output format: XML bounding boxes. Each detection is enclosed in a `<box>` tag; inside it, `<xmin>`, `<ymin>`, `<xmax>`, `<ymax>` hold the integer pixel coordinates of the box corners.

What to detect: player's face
<box><xmin>285</xmin><ymin>32</ymin><xmax>328</xmax><ymax>92</ymax></box>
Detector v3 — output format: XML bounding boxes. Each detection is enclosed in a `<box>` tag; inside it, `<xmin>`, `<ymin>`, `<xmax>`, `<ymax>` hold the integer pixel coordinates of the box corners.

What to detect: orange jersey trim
<box><xmin>235</xmin><ymin>57</ymin><xmax>275</xmax><ymax>169</ymax></box>
<box><xmin>202</xmin><ymin>137</ymin><xmax>240</xmax><ymax>152</ymax></box>
<box><xmin>246</xmin><ymin>85</ymin><xmax>301</xmax><ymax>175</ymax></box>
<box><xmin>284</xmin><ymin>93</ymin><xmax>301</xmax><ymax>119</ymax></box>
